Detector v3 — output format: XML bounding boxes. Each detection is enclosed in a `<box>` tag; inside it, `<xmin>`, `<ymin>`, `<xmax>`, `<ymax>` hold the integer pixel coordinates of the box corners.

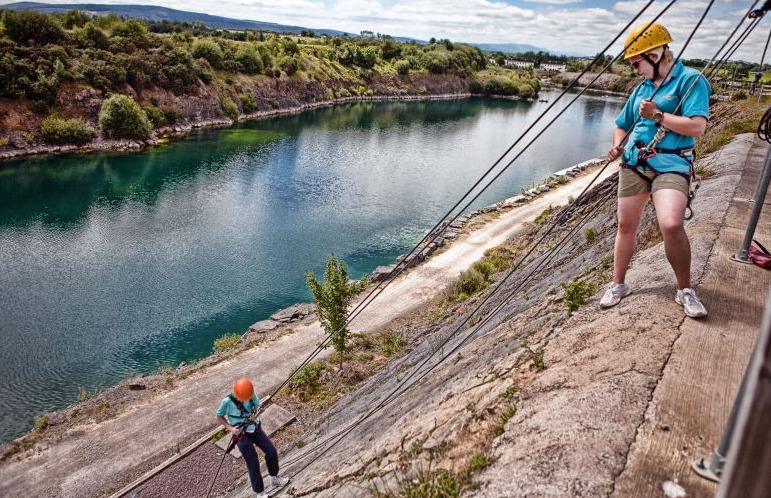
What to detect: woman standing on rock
<box><xmin>603</xmin><ymin>22</ymin><xmax>710</xmax><ymax>318</ymax></box>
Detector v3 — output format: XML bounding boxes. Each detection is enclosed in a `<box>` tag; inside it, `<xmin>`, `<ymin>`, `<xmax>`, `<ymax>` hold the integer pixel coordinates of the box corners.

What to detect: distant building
<box><xmin>506</xmin><ymin>59</ymin><xmax>534</xmax><ymax>68</ymax></box>
<box><xmin>540</xmin><ymin>62</ymin><xmax>567</xmax><ymax>72</ymax></box>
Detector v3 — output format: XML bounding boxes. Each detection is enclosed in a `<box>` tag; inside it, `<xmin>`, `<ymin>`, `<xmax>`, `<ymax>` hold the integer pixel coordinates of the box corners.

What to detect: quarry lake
<box><xmin>0</xmin><ymin>91</ymin><xmax>624</xmax><ymax>441</ymax></box>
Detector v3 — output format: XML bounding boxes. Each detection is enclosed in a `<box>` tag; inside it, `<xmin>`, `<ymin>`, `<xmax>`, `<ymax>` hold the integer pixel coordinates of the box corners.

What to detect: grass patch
<box><xmin>695</xmin><ymin>164</ymin><xmax>717</xmax><ymax>178</ymax></box>
<box><xmin>210</xmin><ymin>427</ymin><xmax>227</xmax><ymax>444</ymax></box>
<box><xmin>534</xmin><ymin>204</ymin><xmax>556</xmax><ymax>226</ymax></box>
<box><xmin>212</xmin><ymin>333</ymin><xmax>241</xmax><ymax>353</ymax></box>
<box><xmin>493</xmin><ymin>404</ymin><xmax>516</xmax><ymax>437</ymax></box>
<box><xmin>378</xmin><ymin>329</ymin><xmax>407</xmax><ymax>357</ymax></box>
<box><xmin>77</xmin><ymin>386</ymin><xmax>94</xmax><ymax>402</ymax></box>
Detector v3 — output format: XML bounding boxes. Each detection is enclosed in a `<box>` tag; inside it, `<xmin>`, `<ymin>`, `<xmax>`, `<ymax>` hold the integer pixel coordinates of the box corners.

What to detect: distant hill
<box><xmin>0</xmin><ymin>2</ymin><xmax>586</xmax><ymax>52</ymax></box>
<box><xmin>470</xmin><ymin>42</ymin><xmax>587</xmax><ymax>58</ymax></box>
<box><xmin>0</xmin><ymin>2</ymin><xmax>352</xmax><ymax>36</ymax></box>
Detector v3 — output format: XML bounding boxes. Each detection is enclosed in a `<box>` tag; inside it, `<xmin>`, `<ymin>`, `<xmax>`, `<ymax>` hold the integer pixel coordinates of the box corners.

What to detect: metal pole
<box><xmin>750</xmin><ymin>143</ymin><xmax>771</xmax><ymax>202</ymax></box>
<box><xmin>731</xmin><ymin>143</ymin><xmax>771</xmax><ymax>263</ymax></box>
<box><xmin>692</xmin><ymin>294</ymin><xmax>771</xmax><ymax>484</ymax></box>
<box><xmin>691</xmin><ymin>361</ymin><xmax>752</xmax><ymax>482</ymax></box>
<box><xmin>717</xmin><ymin>293</ymin><xmax>771</xmax><ymax>497</ymax></box>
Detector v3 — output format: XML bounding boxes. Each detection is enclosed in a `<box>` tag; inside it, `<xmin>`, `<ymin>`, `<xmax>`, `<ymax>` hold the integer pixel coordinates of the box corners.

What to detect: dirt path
<box><xmin>0</xmin><ymin>161</ymin><xmax>615</xmax><ymax>498</ymax></box>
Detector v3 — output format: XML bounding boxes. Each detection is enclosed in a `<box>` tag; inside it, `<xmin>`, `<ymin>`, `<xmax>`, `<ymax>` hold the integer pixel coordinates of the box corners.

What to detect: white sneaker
<box><xmin>270</xmin><ymin>475</ymin><xmax>289</xmax><ymax>488</ymax></box>
<box><xmin>676</xmin><ymin>288</ymin><xmax>707</xmax><ymax>318</ymax></box>
<box><xmin>255</xmin><ymin>492</ymin><xmax>270</xmax><ymax>498</ymax></box>
<box><xmin>599</xmin><ymin>283</ymin><xmax>631</xmax><ymax>308</ymax></box>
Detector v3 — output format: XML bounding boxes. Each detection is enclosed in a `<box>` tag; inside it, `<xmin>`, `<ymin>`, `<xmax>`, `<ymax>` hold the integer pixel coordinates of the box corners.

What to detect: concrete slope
<box><xmin>611</xmin><ymin>136</ymin><xmax>771</xmax><ymax>497</ymax></box>
<box><xmin>472</xmin><ymin>136</ymin><xmax>769</xmax><ymax>498</ymax></box>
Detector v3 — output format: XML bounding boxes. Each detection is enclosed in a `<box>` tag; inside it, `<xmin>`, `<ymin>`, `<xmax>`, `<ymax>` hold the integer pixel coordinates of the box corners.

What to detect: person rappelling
<box><xmin>216</xmin><ymin>378</ymin><xmax>289</xmax><ymax>497</ymax></box>
<box><xmin>602</xmin><ymin>21</ymin><xmax>711</xmax><ymax>318</ymax></box>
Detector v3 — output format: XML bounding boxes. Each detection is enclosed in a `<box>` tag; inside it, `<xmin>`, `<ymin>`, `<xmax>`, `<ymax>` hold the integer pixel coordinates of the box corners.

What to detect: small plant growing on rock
<box><xmin>212</xmin><ymin>333</ymin><xmax>241</xmax><ymax>353</ymax></box>
<box><xmin>584</xmin><ymin>227</ymin><xmax>596</xmax><ymax>243</ymax></box>
<box><xmin>562</xmin><ymin>277</ymin><xmax>594</xmax><ymax>313</ymax></box>
<box><xmin>34</xmin><ymin>413</ymin><xmax>49</xmax><ymax>431</ymax></box>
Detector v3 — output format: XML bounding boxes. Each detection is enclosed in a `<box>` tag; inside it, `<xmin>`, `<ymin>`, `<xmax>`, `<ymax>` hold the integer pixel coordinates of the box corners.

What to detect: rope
<box><xmin>278</xmin><ymin>0</ymin><xmax>704</xmax><ymax>471</ymax></box>
<box><xmin>757</xmin><ymin>105</ymin><xmax>771</xmax><ymax>142</ymax></box>
<box><xmin>259</xmin><ymin>0</ymin><xmax>666</xmax><ymax>404</ymax></box>
<box><xmin>226</xmin><ymin>0</ymin><xmax>765</xmax><ymax>491</ymax></box>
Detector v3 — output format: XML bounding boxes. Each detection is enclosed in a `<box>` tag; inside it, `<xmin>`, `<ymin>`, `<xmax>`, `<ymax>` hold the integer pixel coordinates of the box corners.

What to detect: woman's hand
<box><xmin>639</xmin><ymin>99</ymin><xmax>659</xmax><ymax>121</ymax></box>
<box><xmin>607</xmin><ymin>144</ymin><xmax>624</xmax><ymax>161</ymax></box>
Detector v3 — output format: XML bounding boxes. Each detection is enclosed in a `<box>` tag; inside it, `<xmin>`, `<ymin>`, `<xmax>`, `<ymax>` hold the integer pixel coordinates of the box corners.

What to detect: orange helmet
<box><xmin>233</xmin><ymin>378</ymin><xmax>254</xmax><ymax>401</ymax></box>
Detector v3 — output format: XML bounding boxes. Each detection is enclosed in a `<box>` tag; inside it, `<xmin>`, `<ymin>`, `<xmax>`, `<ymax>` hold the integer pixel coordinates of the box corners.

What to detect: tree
<box><xmin>2</xmin><ymin>10</ymin><xmax>66</xmax><ymax>46</ymax></box>
<box><xmin>306</xmin><ymin>255</ymin><xmax>368</xmax><ymax>369</ymax></box>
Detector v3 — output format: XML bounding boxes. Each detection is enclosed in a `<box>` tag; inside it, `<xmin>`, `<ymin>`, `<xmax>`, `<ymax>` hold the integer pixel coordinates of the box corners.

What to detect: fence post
<box><xmin>716</xmin><ymin>293</ymin><xmax>771</xmax><ymax>497</ymax></box>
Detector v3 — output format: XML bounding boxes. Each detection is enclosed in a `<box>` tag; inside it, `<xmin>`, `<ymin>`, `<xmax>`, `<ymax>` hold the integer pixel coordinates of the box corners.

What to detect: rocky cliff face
<box><xmin>0</xmin><ymin>73</ymin><xmax>472</xmax><ymax>160</ymax></box>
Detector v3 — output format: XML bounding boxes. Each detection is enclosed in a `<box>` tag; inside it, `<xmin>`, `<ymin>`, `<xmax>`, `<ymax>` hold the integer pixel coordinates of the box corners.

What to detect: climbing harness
<box><xmin>626</xmin><ymin>122</ymin><xmax>701</xmax><ymax>220</ymax></box>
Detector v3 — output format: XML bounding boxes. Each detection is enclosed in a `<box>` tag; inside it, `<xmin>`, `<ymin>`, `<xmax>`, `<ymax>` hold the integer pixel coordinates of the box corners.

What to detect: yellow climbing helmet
<box><xmin>624</xmin><ymin>22</ymin><xmax>673</xmax><ymax>59</ymax></box>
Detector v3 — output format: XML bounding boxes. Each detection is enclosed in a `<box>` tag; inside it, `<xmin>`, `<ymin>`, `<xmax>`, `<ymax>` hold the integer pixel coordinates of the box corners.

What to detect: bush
<box><xmin>41</xmin><ymin>116</ymin><xmax>96</xmax><ymax>145</ymax></box>
<box><xmin>731</xmin><ymin>90</ymin><xmax>748</xmax><ymax>101</ymax></box>
<box><xmin>472</xmin><ymin>259</ymin><xmax>497</xmax><ymax>279</ymax></box>
<box><xmin>456</xmin><ymin>267</ymin><xmax>487</xmax><ymax>296</ymax></box>
<box><xmin>142</xmin><ymin>105</ymin><xmax>167</xmax><ymax>127</ymax></box>
<box><xmin>34</xmin><ymin>413</ymin><xmax>49</xmax><ymax>431</ymax></box>
<box><xmin>98</xmin><ymin>94</ymin><xmax>152</xmax><ymax>139</ymax></box>
<box><xmin>62</xmin><ymin>10</ymin><xmax>91</xmax><ymax>29</ymax></box>
<box><xmin>239</xmin><ymin>93</ymin><xmax>256</xmax><ymax>114</ymax></box>
<box><xmin>235</xmin><ymin>45</ymin><xmax>263</xmax><ymax>74</ymax></box>
<box><xmin>221</xmin><ymin>98</ymin><xmax>239</xmax><ymax>121</ymax></box>
<box><xmin>2</xmin><ymin>10</ymin><xmax>67</xmax><ymax>46</ymax></box>
<box><xmin>192</xmin><ymin>39</ymin><xmax>223</xmax><ymax>68</ymax></box>
<box><xmin>395</xmin><ymin>59</ymin><xmax>410</xmax><ymax>75</ymax></box>
<box><xmin>584</xmin><ymin>227</ymin><xmax>596</xmax><ymax>243</ymax></box>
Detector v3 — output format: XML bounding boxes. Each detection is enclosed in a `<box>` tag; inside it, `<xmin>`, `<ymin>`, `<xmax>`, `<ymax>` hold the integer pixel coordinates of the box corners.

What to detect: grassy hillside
<box><xmin>0</xmin><ymin>9</ymin><xmax>539</xmax><ymax>152</ymax></box>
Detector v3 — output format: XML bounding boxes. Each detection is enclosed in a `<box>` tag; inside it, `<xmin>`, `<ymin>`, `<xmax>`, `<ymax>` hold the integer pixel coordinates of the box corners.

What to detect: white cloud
<box><xmin>7</xmin><ymin>0</ymin><xmax>769</xmax><ymax>60</ymax></box>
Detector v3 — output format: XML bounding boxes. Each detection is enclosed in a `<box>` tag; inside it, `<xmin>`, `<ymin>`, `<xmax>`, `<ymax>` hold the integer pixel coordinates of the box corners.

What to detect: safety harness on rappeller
<box><xmin>624</xmin><ymin>124</ymin><xmax>701</xmax><ymax>220</ymax></box>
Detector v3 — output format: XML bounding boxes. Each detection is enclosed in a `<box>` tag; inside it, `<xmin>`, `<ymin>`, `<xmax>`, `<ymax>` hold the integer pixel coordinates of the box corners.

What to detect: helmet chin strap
<box><xmin>641</xmin><ymin>46</ymin><xmax>667</xmax><ymax>81</ymax></box>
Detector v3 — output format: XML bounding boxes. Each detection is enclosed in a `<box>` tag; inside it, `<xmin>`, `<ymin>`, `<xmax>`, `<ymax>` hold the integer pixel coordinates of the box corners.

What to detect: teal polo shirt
<box><xmin>615</xmin><ymin>59</ymin><xmax>711</xmax><ymax>174</ymax></box>
<box><xmin>217</xmin><ymin>394</ymin><xmax>260</xmax><ymax>432</ymax></box>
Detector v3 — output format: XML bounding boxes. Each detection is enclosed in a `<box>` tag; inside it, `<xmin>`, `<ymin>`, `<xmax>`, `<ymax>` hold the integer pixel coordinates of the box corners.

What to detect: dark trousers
<box><xmin>236</xmin><ymin>426</ymin><xmax>279</xmax><ymax>493</ymax></box>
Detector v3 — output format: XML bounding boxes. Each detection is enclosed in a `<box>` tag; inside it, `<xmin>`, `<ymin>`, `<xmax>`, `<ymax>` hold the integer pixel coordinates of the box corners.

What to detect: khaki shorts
<box><xmin>618</xmin><ymin>166</ymin><xmax>690</xmax><ymax>198</ymax></box>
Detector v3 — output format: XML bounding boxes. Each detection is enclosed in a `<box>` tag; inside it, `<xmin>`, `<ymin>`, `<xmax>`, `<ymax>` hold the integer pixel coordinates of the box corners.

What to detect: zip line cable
<box><xmin>260</xmin><ymin>0</ymin><xmax>663</xmax><ymax>404</ymax></box>
<box><xmin>276</xmin><ymin>0</ymin><xmax>711</xmax><ymax>471</ymax></box>
<box><xmin>706</xmin><ymin>9</ymin><xmax>763</xmax><ymax>80</ymax></box>
<box><xmin>225</xmin><ymin>0</ymin><xmax>766</xmax><ymax>491</ymax></box>
<box><xmin>278</xmin><ymin>0</ymin><xmax>770</xmax><ymax>478</ymax></box>
<box><xmin>266</xmin><ymin>0</ymin><xmax>736</xmax><ymax>474</ymax></box>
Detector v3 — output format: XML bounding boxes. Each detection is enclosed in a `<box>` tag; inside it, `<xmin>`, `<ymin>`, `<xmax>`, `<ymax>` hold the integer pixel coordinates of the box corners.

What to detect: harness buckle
<box><xmin>638</xmin><ymin>147</ymin><xmax>657</xmax><ymax>162</ymax></box>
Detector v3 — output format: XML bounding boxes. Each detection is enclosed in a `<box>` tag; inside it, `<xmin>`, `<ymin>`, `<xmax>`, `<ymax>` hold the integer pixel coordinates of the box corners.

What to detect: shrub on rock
<box><xmin>98</xmin><ymin>94</ymin><xmax>152</xmax><ymax>139</ymax></box>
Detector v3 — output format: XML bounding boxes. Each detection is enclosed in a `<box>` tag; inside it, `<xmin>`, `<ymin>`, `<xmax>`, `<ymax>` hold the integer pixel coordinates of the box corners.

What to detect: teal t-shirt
<box><xmin>615</xmin><ymin>59</ymin><xmax>711</xmax><ymax>174</ymax></box>
<box><xmin>217</xmin><ymin>394</ymin><xmax>260</xmax><ymax>432</ymax></box>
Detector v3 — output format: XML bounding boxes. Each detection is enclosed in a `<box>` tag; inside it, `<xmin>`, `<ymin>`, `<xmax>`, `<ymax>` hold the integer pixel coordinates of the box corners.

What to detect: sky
<box><xmin>7</xmin><ymin>0</ymin><xmax>771</xmax><ymax>61</ymax></box>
